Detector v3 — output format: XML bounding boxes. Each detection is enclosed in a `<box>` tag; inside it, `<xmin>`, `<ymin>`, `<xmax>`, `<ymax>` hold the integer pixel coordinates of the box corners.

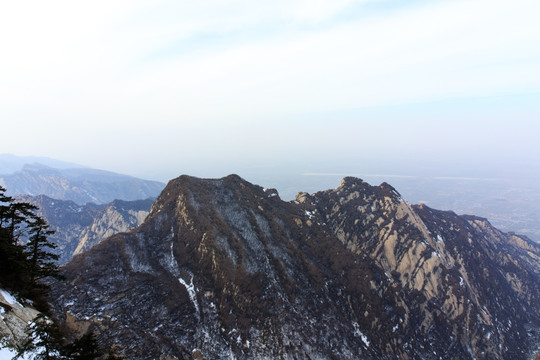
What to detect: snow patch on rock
<box><xmin>0</xmin><ymin>289</ymin><xmax>19</xmax><ymax>306</ymax></box>
<box><xmin>179</xmin><ymin>275</ymin><xmax>199</xmax><ymax>314</ymax></box>
<box><xmin>352</xmin><ymin>321</ymin><xmax>370</xmax><ymax>347</ymax></box>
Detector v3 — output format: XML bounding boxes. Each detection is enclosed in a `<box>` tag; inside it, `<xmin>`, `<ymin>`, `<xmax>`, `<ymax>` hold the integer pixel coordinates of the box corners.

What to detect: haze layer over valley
<box><xmin>2</xmin><ymin>154</ymin><xmax>539</xmax><ymax>243</ymax></box>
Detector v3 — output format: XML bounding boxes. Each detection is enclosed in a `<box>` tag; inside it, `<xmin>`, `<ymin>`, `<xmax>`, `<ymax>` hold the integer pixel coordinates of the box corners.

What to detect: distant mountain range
<box><xmin>0</xmin><ymin>155</ymin><xmax>165</xmax><ymax>204</ymax></box>
<box><xmin>16</xmin><ymin>194</ymin><xmax>153</xmax><ymax>264</ymax></box>
<box><xmin>0</xmin><ymin>153</ymin><xmax>86</xmax><ymax>174</ymax></box>
<box><xmin>49</xmin><ymin>175</ymin><xmax>540</xmax><ymax>359</ymax></box>
<box><xmin>0</xmin><ymin>154</ymin><xmax>162</xmax><ymax>265</ymax></box>
<box><xmin>1</xmin><ymin>154</ymin><xmax>539</xmax><ymax>358</ymax></box>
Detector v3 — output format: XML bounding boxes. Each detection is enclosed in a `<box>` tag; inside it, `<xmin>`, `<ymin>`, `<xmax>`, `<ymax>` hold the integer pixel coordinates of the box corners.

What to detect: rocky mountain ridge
<box><xmin>16</xmin><ymin>195</ymin><xmax>153</xmax><ymax>264</ymax></box>
<box><xmin>0</xmin><ymin>153</ymin><xmax>85</xmax><ymax>174</ymax></box>
<box><xmin>0</xmin><ymin>163</ymin><xmax>164</xmax><ymax>205</ymax></box>
<box><xmin>49</xmin><ymin>175</ymin><xmax>540</xmax><ymax>359</ymax></box>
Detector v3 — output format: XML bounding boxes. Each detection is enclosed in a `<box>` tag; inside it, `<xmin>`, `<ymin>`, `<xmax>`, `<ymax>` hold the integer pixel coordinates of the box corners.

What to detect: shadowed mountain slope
<box><xmin>49</xmin><ymin>175</ymin><xmax>540</xmax><ymax>359</ymax></box>
<box><xmin>16</xmin><ymin>195</ymin><xmax>153</xmax><ymax>264</ymax></box>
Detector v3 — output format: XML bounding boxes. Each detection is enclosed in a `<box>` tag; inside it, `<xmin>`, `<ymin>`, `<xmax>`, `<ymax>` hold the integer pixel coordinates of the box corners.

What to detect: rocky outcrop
<box><xmin>17</xmin><ymin>195</ymin><xmax>153</xmax><ymax>264</ymax></box>
<box><xmin>0</xmin><ymin>289</ymin><xmax>40</xmax><ymax>351</ymax></box>
<box><xmin>49</xmin><ymin>175</ymin><xmax>540</xmax><ymax>359</ymax></box>
<box><xmin>301</xmin><ymin>177</ymin><xmax>540</xmax><ymax>359</ymax></box>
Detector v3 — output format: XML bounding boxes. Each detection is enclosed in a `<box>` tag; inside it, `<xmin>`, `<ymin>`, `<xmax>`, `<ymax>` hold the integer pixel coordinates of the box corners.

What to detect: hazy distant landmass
<box><xmin>0</xmin><ymin>153</ymin><xmax>87</xmax><ymax>174</ymax></box>
<box><xmin>240</xmin><ymin>163</ymin><xmax>540</xmax><ymax>243</ymax></box>
<box><xmin>2</xmin><ymin>154</ymin><xmax>539</xmax><ymax>242</ymax></box>
<box><xmin>0</xmin><ymin>155</ymin><xmax>165</xmax><ymax>205</ymax></box>
<box><xmin>382</xmin><ymin>175</ymin><xmax>540</xmax><ymax>243</ymax></box>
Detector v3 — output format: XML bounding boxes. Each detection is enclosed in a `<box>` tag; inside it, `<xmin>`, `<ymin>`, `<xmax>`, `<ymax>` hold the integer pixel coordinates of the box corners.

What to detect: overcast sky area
<box><xmin>1</xmin><ymin>0</ymin><xmax>539</xmax><ymax>185</ymax></box>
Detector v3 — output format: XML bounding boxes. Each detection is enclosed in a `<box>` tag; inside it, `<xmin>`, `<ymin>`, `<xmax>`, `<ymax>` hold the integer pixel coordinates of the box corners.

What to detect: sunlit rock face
<box><xmin>0</xmin><ymin>289</ymin><xmax>40</xmax><ymax>350</ymax></box>
<box><xmin>17</xmin><ymin>195</ymin><xmax>153</xmax><ymax>264</ymax></box>
<box><xmin>50</xmin><ymin>175</ymin><xmax>540</xmax><ymax>359</ymax></box>
<box><xmin>303</xmin><ymin>177</ymin><xmax>540</xmax><ymax>359</ymax></box>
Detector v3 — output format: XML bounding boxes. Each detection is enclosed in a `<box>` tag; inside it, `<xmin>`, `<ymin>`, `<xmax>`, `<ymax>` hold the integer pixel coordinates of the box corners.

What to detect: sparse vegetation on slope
<box><xmin>49</xmin><ymin>175</ymin><xmax>540</xmax><ymax>359</ymax></box>
<box><xmin>0</xmin><ymin>186</ymin><xmax>119</xmax><ymax>359</ymax></box>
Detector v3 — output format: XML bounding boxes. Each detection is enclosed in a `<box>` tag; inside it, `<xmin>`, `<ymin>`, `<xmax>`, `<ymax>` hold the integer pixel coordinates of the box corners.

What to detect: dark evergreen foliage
<box><xmin>25</xmin><ymin>216</ymin><xmax>60</xmax><ymax>283</ymax></box>
<box><xmin>103</xmin><ymin>345</ymin><xmax>125</xmax><ymax>360</ymax></box>
<box><xmin>1</xmin><ymin>186</ymin><xmax>110</xmax><ymax>360</ymax></box>
<box><xmin>0</xmin><ymin>188</ymin><xmax>32</xmax><ymax>291</ymax></box>
<box><xmin>0</xmin><ymin>185</ymin><xmax>61</xmax><ymax>301</ymax></box>
<box><xmin>16</xmin><ymin>315</ymin><xmax>107</xmax><ymax>360</ymax></box>
<box><xmin>18</xmin><ymin>314</ymin><xmax>66</xmax><ymax>360</ymax></box>
<box><xmin>64</xmin><ymin>333</ymin><xmax>104</xmax><ymax>360</ymax></box>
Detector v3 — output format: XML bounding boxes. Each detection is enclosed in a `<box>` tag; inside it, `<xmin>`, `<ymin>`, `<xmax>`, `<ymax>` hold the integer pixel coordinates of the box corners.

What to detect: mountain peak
<box><xmin>166</xmin><ymin>174</ymin><xmax>255</xmax><ymax>192</ymax></box>
<box><xmin>155</xmin><ymin>174</ymin><xmax>270</xmax><ymax>210</ymax></box>
<box><xmin>49</xmin><ymin>174</ymin><xmax>540</xmax><ymax>360</ymax></box>
<box><xmin>334</xmin><ymin>176</ymin><xmax>401</xmax><ymax>200</ymax></box>
<box><xmin>338</xmin><ymin>176</ymin><xmax>367</xmax><ymax>188</ymax></box>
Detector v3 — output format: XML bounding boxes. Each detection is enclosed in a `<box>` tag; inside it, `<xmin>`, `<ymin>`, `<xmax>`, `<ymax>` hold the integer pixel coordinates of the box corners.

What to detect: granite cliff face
<box><xmin>300</xmin><ymin>177</ymin><xmax>540</xmax><ymax>358</ymax></box>
<box><xmin>17</xmin><ymin>195</ymin><xmax>152</xmax><ymax>264</ymax></box>
<box><xmin>1</xmin><ymin>289</ymin><xmax>41</xmax><ymax>351</ymax></box>
<box><xmin>49</xmin><ymin>175</ymin><xmax>540</xmax><ymax>359</ymax></box>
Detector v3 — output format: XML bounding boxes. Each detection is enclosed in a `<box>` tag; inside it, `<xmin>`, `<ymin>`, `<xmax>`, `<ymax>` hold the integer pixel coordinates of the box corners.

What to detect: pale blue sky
<box><xmin>1</xmin><ymin>0</ymin><xmax>539</xmax><ymax>182</ymax></box>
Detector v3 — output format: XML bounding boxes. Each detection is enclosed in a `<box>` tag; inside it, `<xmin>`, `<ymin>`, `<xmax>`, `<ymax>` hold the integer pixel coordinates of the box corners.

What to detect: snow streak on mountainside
<box><xmin>49</xmin><ymin>175</ymin><xmax>540</xmax><ymax>359</ymax></box>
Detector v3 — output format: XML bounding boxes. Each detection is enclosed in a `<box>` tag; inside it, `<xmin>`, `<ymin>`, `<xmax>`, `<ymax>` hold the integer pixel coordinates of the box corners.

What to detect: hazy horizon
<box><xmin>1</xmin><ymin>0</ymin><xmax>539</xmax><ymax>192</ymax></box>
<box><xmin>2</xmin><ymin>152</ymin><xmax>540</xmax><ymax>242</ymax></box>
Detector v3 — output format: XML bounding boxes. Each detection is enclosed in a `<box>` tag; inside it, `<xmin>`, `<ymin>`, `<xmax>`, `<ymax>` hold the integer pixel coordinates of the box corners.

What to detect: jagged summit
<box><xmin>154</xmin><ymin>174</ymin><xmax>266</xmax><ymax>203</ymax></box>
<box><xmin>335</xmin><ymin>176</ymin><xmax>402</xmax><ymax>199</ymax></box>
<box><xmin>338</xmin><ymin>176</ymin><xmax>368</xmax><ymax>188</ymax></box>
<box><xmin>166</xmin><ymin>173</ymin><xmax>251</xmax><ymax>188</ymax></box>
<box><xmin>49</xmin><ymin>174</ymin><xmax>540</xmax><ymax>360</ymax></box>
<box><xmin>148</xmin><ymin>174</ymin><xmax>280</xmax><ymax>223</ymax></box>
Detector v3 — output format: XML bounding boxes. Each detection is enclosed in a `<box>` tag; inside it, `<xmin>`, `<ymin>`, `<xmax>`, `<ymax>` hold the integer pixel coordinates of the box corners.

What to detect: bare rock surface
<box><xmin>16</xmin><ymin>195</ymin><xmax>153</xmax><ymax>264</ymax></box>
<box><xmin>49</xmin><ymin>175</ymin><xmax>540</xmax><ymax>359</ymax></box>
<box><xmin>0</xmin><ymin>289</ymin><xmax>40</xmax><ymax>351</ymax></box>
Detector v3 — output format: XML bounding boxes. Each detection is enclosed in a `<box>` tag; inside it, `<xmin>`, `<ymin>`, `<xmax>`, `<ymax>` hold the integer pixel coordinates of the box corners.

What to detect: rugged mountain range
<box><xmin>0</xmin><ymin>153</ymin><xmax>85</xmax><ymax>174</ymax></box>
<box><xmin>0</xmin><ymin>163</ymin><xmax>164</xmax><ymax>204</ymax></box>
<box><xmin>16</xmin><ymin>195</ymin><xmax>153</xmax><ymax>264</ymax></box>
<box><xmin>49</xmin><ymin>175</ymin><xmax>540</xmax><ymax>359</ymax></box>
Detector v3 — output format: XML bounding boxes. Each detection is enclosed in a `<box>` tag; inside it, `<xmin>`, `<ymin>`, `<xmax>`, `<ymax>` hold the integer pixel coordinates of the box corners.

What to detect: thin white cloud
<box><xmin>281</xmin><ymin>0</ymin><xmax>367</xmax><ymax>24</ymax></box>
<box><xmin>110</xmin><ymin>0</ymin><xmax>540</xmax><ymax>121</ymax></box>
<box><xmin>0</xmin><ymin>0</ymin><xmax>539</xmax><ymax>170</ymax></box>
